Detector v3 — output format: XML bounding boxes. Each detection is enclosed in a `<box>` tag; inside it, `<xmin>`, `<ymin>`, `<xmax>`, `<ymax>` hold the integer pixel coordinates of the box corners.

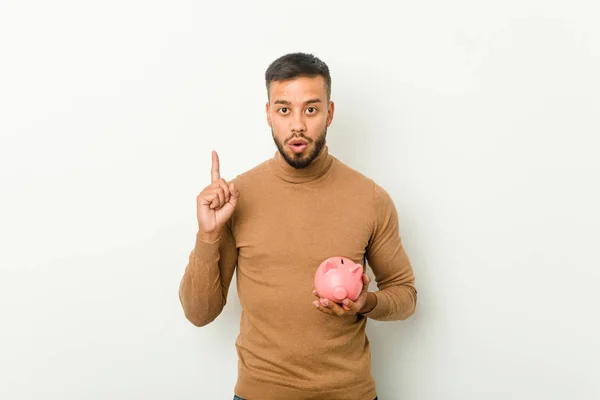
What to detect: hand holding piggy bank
<box><xmin>314</xmin><ymin>256</ymin><xmax>364</xmax><ymax>310</ymax></box>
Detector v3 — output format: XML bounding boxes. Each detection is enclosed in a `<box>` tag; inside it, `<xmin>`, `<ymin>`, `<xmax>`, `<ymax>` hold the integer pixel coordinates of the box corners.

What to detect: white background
<box><xmin>1</xmin><ymin>1</ymin><xmax>599</xmax><ymax>399</ymax></box>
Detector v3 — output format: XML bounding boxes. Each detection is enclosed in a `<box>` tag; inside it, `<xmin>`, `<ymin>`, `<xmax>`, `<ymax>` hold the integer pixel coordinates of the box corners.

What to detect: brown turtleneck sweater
<box><xmin>179</xmin><ymin>145</ymin><xmax>417</xmax><ymax>400</ymax></box>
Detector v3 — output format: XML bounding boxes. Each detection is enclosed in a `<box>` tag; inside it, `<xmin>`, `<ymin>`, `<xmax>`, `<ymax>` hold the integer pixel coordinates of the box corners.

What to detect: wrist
<box><xmin>197</xmin><ymin>230</ymin><xmax>221</xmax><ymax>243</ymax></box>
<box><xmin>359</xmin><ymin>292</ymin><xmax>377</xmax><ymax>314</ymax></box>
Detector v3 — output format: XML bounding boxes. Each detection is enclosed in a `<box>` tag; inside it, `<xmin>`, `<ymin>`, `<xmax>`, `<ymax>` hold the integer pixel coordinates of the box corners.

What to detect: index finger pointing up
<box><xmin>211</xmin><ymin>150</ymin><xmax>220</xmax><ymax>182</ymax></box>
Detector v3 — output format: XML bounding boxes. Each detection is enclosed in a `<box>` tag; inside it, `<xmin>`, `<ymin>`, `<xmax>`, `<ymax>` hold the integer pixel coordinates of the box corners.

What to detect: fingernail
<box><xmin>313</xmin><ymin>301</ymin><xmax>320</xmax><ymax>307</ymax></box>
<box><xmin>342</xmin><ymin>299</ymin><xmax>349</xmax><ymax>305</ymax></box>
<box><xmin>321</xmin><ymin>299</ymin><xmax>329</xmax><ymax>306</ymax></box>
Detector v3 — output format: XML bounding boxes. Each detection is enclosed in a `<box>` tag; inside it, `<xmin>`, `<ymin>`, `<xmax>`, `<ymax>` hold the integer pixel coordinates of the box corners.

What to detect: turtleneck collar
<box><xmin>270</xmin><ymin>144</ymin><xmax>335</xmax><ymax>184</ymax></box>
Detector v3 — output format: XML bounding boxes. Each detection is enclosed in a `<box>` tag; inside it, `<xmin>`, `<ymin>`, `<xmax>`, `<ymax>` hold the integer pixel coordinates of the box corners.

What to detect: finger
<box><xmin>321</xmin><ymin>298</ymin><xmax>347</xmax><ymax>316</ymax></box>
<box><xmin>214</xmin><ymin>187</ymin><xmax>226</xmax><ymax>207</ymax></box>
<box><xmin>218</xmin><ymin>183</ymin><xmax>239</xmax><ymax>214</ymax></box>
<box><xmin>361</xmin><ymin>274</ymin><xmax>371</xmax><ymax>293</ymax></box>
<box><xmin>204</xmin><ymin>188</ymin><xmax>225</xmax><ymax>209</ymax></box>
<box><xmin>215</xmin><ymin>186</ymin><xmax>226</xmax><ymax>206</ymax></box>
<box><xmin>228</xmin><ymin>183</ymin><xmax>239</xmax><ymax>206</ymax></box>
<box><xmin>342</xmin><ymin>298</ymin><xmax>361</xmax><ymax>313</ymax></box>
<box><xmin>313</xmin><ymin>300</ymin><xmax>336</xmax><ymax>315</ymax></box>
<box><xmin>312</xmin><ymin>291</ymin><xmax>328</xmax><ymax>305</ymax></box>
<box><xmin>211</xmin><ymin>150</ymin><xmax>220</xmax><ymax>183</ymax></box>
<box><xmin>200</xmin><ymin>192</ymin><xmax>218</xmax><ymax>206</ymax></box>
<box><xmin>214</xmin><ymin>178</ymin><xmax>231</xmax><ymax>202</ymax></box>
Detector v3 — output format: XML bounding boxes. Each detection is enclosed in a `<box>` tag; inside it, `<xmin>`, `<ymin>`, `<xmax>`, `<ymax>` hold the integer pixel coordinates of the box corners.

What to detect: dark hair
<box><xmin>265</xmin><ymin>52</ymin><xmax>331</xmax><ymax>100</ymax></box>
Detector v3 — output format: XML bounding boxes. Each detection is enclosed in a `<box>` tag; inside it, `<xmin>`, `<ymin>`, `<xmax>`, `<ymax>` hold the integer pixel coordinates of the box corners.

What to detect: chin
<box><xmin>285</xmin><ymin>150</ymin><xmax>313</xmax><ymax>169</ymax></box>
<box><xmin>272</xmin><ymin>129</ymin><xmax>327</xmax><ymax>169</ymax></box>
<box><xmin>288</xmin><ymin>147</ymin><xmax>310</xmax><ymax>159</ymax></box>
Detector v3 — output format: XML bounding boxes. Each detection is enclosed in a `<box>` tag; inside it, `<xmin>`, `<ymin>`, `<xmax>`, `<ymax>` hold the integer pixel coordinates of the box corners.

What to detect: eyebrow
<box><xmin>273</xmin><ymin>98</ymin><xmax>322</xmax><ymax>106</ymax></box>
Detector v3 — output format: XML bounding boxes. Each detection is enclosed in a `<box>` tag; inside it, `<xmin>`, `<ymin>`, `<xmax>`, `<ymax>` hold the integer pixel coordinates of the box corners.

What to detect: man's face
<box><xmin>266</xmin><ymin>75</ymin><xmax>334</xmax><ymax>169</ymax></box>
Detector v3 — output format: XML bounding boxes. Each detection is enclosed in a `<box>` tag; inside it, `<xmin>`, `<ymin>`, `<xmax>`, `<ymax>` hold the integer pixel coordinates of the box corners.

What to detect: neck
<box><xmin>270</xmin><ymin>144</ymin><xmax>334</xmax><ymax>184</ymax></box>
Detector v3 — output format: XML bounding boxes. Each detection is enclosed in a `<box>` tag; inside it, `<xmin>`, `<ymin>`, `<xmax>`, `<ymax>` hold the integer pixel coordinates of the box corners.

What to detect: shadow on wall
<box><xmin>365</xmin><ymin>262</ymin><xmax>422</xmax><ymax>399</ymax></box>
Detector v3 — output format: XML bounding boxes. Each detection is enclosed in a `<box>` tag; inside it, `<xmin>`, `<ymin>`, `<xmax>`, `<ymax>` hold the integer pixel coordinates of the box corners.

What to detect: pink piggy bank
<box><xmin>314</xmin><ymin>256</ymin><xmax>364</xmax><ymax>310</ymax></box>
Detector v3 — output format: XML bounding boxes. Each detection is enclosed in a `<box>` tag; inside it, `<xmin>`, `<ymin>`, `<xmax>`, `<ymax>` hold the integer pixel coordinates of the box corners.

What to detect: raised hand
<box><xmin>196</xmin><ymin>151</ymin><xmax>239</xmax><ymax>242</ymax></box>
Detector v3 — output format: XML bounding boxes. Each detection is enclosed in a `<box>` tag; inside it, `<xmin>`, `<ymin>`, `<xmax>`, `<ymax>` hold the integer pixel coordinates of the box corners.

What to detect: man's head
<box><xmin>265</xmin><ymin>53</ymin><xmax>334</xmax><ymax>169</ymax></box>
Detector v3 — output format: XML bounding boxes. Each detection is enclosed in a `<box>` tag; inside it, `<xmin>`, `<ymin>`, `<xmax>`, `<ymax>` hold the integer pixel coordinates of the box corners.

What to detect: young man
<box><xmin>179</xmin><ymin>53</ymin><xmax>417</xmax><ymax>400</ymax></box>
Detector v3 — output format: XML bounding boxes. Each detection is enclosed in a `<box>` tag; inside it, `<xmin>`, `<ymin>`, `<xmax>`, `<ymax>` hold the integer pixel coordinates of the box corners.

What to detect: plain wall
<box><xmin>1</xmin><ymin>0</ymin><xmax>599</xmax><ymax>399</ymax></box>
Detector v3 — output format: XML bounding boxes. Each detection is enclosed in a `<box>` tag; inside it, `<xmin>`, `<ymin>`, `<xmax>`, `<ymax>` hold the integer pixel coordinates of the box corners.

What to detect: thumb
<box><xmin>361</xmin><ymin>274</ymin><xmax>370</xmax><ymax>293</ymax></box>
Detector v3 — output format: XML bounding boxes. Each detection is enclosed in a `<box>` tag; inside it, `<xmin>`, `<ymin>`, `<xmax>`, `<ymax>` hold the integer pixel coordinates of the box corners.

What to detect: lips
<box><xmin>288</xmin><ymin>140</ymin><xmax>308</xmax><ymax>153</ymax></box>
<box><xmin>289</xmin><ymin>139</ymin><xmax>308</xmax><ymax>146</ymax></box>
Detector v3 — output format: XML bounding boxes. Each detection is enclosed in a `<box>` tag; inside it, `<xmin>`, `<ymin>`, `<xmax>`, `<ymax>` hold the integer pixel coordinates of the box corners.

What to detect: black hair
<box><xmin>265</xmin><ymin>52</ymin><xmax>331</xmax><ymax>100</ymax></box>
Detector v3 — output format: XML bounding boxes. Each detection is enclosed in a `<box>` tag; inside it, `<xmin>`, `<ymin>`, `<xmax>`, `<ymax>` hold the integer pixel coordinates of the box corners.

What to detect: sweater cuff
<box><xmin>193</xmin><ymin>234</ymin><xmax>222</xmax><ymax>263</ymax></box>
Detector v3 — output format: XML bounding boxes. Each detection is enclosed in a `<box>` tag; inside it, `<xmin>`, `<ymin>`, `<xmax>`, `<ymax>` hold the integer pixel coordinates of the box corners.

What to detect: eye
<box><xmin>306</xmin><ymin>107</ymin><xmax>317</xmax><ymax>114</ymax></box>
<box><xmin>278</xmin><ymin>107</ymin><xmax>289</xmax><ymax>114</ymax></box>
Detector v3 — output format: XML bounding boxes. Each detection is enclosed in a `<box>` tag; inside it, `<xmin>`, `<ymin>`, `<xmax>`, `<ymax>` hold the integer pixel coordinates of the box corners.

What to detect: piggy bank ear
<box><xmin>350</xmin><ymin>264</ymin><xmax>363</xmax><ymax>275</ymax></box>
<box><xmin>323</xmin><ymin>261</ymin><xmax>336</xmax><ymax>274</ymax></box>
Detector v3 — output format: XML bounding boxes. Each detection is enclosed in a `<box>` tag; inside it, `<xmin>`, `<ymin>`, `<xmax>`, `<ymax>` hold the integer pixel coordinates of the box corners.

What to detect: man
<box><xmin>179</xmin><ymin>52</ymin><xmax>417</xmax><ymax>400</ymax></box>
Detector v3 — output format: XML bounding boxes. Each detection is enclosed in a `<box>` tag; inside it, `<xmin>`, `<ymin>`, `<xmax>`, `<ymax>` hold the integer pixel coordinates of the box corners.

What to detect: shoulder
<box><xmin>332</xmin><ymin>157</ymin><xmax>398</xmax><ymax>222</ymax></box>
<box><xmin>331</xmin><ymin>158</ymin><xmax>371</xmax><ymax>187</ymax></box>
<box><xmin>331</xmin><ymin>157</ymin><xmax>391</xmax><ymax>200</ymax></box>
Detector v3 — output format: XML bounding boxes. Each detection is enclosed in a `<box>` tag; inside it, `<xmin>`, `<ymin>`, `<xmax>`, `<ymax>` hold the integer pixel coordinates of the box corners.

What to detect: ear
<box><xmin>350</xmin><ymin>264</ymin><xmax>363</xmax><ymax>276</ymax></box>
<box><xmin>323</xmin><ymin>261</ymin><xmax>336</xmax><ymax>274</ymax></box>
<box><xmin>266</xmin><ymin>101</ymin><xmax>272</xmax><ymax>127</ymax></box>
<box><xmin>326</xmin><ymin>100</ymin><xmax>335</xmax><ymax>127</ymax></box>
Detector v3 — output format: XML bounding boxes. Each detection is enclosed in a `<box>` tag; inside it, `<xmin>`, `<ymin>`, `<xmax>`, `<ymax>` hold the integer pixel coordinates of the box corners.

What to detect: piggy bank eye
<box><xmin>340</xmin><ymin>258</ymin><xmax>344</xmax><ymax>264</ymax></box>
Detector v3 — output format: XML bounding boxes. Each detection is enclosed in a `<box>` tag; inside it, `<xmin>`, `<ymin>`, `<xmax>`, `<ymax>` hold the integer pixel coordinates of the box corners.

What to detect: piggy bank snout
<box><xmin>332</xmin><ymin>287</ymin><xmax>347</xmax><ymax>300</ymax></box>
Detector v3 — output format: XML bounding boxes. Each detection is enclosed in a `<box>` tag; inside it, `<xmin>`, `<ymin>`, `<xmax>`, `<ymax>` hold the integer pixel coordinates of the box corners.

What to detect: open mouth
<box><xmin>289</xmin><ymin>142</ymin><xmax>308</xmax><ymax>153</ymax></box>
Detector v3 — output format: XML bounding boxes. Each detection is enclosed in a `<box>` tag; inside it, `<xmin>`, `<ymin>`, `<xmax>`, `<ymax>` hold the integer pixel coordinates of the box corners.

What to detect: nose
<box><xmin>289</xmin><ymin>110</ymin><xmax>306</xmax><ymax>134</ymax></box>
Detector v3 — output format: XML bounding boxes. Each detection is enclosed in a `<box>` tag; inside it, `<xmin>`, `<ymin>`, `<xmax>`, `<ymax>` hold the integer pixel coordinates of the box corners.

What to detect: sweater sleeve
<box><xmin>178</xmin><ymin>220</ymin><xmax>238</xmax><ymax>327</ymax></box>
<box><xmin>362</xmin><ymin>183</ymin><xmax>417</xmax><ymax>321</ymax></box>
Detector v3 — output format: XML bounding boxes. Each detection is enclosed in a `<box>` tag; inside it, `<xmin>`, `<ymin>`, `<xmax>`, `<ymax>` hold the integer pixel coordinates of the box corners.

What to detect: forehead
<box><xmin>269</xmin><ymin>76</ymin><xmax>327</xmax><ymax>102</ymax></box>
